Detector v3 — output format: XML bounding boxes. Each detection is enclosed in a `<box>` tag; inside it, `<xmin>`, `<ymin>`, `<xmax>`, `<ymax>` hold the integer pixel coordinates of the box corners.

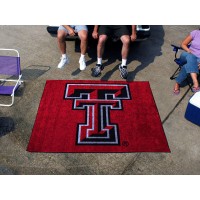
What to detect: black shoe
<box><xmin>92</xmin><ymin>64</ymin><xmax>104</xmax><ymax>77</ymax></box>
<box><xmin>119</xmin><ymin>64</ymin><xmax>128</xmax><ymax>79</ymax></box>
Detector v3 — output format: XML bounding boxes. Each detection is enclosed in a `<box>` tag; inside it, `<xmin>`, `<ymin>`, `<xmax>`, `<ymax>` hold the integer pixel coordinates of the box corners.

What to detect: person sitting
<box><xmin>173</xmin><ymin>29</ymin><xmax>200</xmax><ymax>94</ymax></box>
<box><xmin>91</xmin><ymin>25</ymin><xmax>136</xmax><ymax>79</ymax></box>
<box><xmin>57</xmin><ymin>25</ymin><xmax>88</xmax><ymax>70</ymax></box>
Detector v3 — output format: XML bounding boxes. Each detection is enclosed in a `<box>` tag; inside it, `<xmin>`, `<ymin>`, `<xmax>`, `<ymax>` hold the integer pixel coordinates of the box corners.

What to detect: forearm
<box><xmin>92</xmin><ymin>25</ymin><xmax>99</xmax><ymax>39</ymax></box>
<box><xmin>93</xmin><ymin>25</ymin><xmax>99</xmax><ymax>32</ymax></box>
<box><xmin>131</xmin><ymin>25</ymin><xmax>136</xmax><ymax>34</ymax></box>
<box><xmin>181</xmin><ymin>44</ymin><xmax>191</xmax><ymax>53</ymax></box>
<box><xmin>181</xmin><ymin>35</ymin><xmax>192</xmax><ymax>53</ymax></box>
<box><xmin>62</xmin><ymin>25</ymin><xmax>72</xmax><ymax>31</ymax></box>
<box><xmin>130</xmin><ymin>25</ymin><xmax>137</xmax><ymax>41</ymax></box>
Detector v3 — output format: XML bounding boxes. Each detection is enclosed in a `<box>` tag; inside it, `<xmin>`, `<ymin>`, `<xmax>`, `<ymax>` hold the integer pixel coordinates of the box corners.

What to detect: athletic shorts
<box><xmin>98</xmin><ymin>25</ymin><xmax>130</xmax><ymax>38</ymax></box>
<box><xmin>58</xmin><ymin>25</ymin><xmax>88</xmax><ymax>33</ymax></box>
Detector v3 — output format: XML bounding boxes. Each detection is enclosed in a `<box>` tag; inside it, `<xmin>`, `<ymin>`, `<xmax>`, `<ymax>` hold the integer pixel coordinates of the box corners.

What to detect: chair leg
<box><xmin>170</xmin><ymin>66</ymin><xmax>181</xmax><ymax>80</ymax></box>
<box><xmin>186</xmin><ymin>77</ymin><xmax>193</xmax><ymax>91</ymax></box>
<box><xmin>0</xmin><ymin>94</ymin><xmax>14</xmax><ymax>107</ymax></box>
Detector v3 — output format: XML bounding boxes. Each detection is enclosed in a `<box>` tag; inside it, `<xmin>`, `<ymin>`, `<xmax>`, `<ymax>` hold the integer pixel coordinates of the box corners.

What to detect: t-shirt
<box><xmin>190</xmin><ymin>30</ymin><xmax>200</xmax><ymax>58</ymax></box>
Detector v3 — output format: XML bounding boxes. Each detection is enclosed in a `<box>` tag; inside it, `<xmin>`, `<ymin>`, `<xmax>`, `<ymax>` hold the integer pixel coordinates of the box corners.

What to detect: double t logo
<box><xmin>64</xmin><ymin>83</ymin><xmax>131</xmax><ymax>145</ymax></box>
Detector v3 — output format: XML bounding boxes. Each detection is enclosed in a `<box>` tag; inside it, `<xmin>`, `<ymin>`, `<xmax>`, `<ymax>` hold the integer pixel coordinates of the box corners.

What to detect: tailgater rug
<box><xmin>27</xmin><ymin>80</ymin><xmax>170</xmax><ymax>153</ymax></box>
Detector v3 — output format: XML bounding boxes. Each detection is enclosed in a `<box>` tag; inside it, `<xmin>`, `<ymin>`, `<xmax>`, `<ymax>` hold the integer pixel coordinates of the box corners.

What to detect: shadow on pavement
<box><xmin>7</xmin><ymin>65</ymin><xmax>51</xmax><ymax>97</ymax></box>
<box><xmin>0</xmin><ymin>117</ymin><xmax>15</xmax><ymax>137</ymax></box>
<box><xmin>71</xmin><ymin>68</ymin><xmax>81</xmax><ymax>76</ymax></box>
<box><xmin>21</xmin><ymin>65</ymin><xmax>51</xmax><ymax>81</ymax></box>
<box><xmin>127</xmin><ymin>25</ymin><xmax>164</xmax><ymax>81</ymax></box>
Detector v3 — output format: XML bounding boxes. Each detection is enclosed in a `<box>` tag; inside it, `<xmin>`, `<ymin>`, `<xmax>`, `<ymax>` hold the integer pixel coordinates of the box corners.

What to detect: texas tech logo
<box><xmin>64</xmin><ymin>83</ymin><xmax>131</xmax><ymax>145</ymax></box>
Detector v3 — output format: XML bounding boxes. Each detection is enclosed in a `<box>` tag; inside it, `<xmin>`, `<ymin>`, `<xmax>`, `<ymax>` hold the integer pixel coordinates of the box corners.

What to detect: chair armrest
<box><xmin>171</xmin><ymin>44</ymin><xmax>183</xmax><ymax>59</ymax></box>
<box><xmin>0</xmin><ymin>48</ymin><xmax>20</xmax><ymax>57</ymax></box>
<box><xmin>171</xmin><ymin>44</ymin><xmax>183</xmax><ymax>52</ymax></box>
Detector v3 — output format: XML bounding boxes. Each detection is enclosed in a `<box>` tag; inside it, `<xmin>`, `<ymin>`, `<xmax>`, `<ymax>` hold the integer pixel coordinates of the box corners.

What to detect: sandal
<box><xmin>173</xmin><ymin>88</ymin><xmax>180</xmax><ymax>95</ymax></box>
<box><xmin>192</xmin><ymin>86</ymin><xmax>200</xmax><ymax>93</ymax></box>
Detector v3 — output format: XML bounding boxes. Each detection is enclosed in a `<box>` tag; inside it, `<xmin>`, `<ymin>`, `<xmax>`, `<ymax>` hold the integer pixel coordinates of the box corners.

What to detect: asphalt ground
<box><xmin>0</xmin><ymin>25</ymin><xmax>200</xmax><ymax>175</ymax></box>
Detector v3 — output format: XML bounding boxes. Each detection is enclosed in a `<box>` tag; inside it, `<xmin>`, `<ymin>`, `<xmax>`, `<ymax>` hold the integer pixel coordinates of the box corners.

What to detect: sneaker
<box><xmin>119</xmin><ymin>64</ymin><xmax>128</xmax><ymax>79</ymax></box>
<box><xmin>57</xmin><ymin>56</ymin><xmax>69</xmax><ymax>69</ymax></box>
<box><xmin>79</xmin><ymin>58</ymin><xmax>86</xmax><ymax>70</ymax></box>
<box><xmin>92</xmin><ymin>64</ymin><xmax>104</xmax><ymax>77</ymax></box>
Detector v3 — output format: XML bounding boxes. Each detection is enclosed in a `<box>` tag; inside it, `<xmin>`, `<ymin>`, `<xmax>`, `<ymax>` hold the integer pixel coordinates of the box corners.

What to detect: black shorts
<box><xmin>98</xmin><ymin>25</ymin><xmax>130</xmax><ymax>38</ymax></box>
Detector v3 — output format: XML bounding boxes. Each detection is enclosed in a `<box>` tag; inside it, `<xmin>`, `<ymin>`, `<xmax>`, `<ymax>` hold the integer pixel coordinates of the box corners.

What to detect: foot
<box><xmin>57</xmin><ymin>56</ymin><xmax>69</xmax><ymax>69</ymax></box>
<box><xmin>92</xmin><ymin>64</ymin><xmax>104</xmax><ymax>77</ymax></box>
<box><xmin>173</xmin><ymin>83</ymin><xmax>180</xmax><ymax>95</ymax></box>
<box><xmin>192</xmin><ymin>86</ymin><xmax>200</xmax><ymax>93</ymax></box>
<box><xmin>173</xmin><ymin>88</ymin><xmax>180</xmax><ymax>95</ymax></box>
<box><xmin>79</xmin><ymin>58</ymin><xmax>86</xmax><ymax>70</ymax></box>
<box><xmin>119</xmin><ymin>64</ymin><xmax>128</xmax><ymax>79</ymax></box>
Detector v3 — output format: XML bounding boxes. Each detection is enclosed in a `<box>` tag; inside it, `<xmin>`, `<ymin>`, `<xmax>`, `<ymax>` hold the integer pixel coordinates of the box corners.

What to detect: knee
<box><xmin>98</xmin><ymin>35</ymin><xmax>107</xmax><ymax>45</ymax></box>
<box><xmin>121</xmin><ymin>36</ymin><xmax>130</xmax><ymax>45</ymax></box>
<box><xmin>185</xmin><ymin>53</ymin><xmax>198</xmax><ymax>67</ymax></box>
<box><xmin>186</xmin><ymin>53</ymin><xmax>196</xmax><ymax>59</ymax></box>
<box><xmin>80</xmin><ymin>32</ymin><xmax>88</xmax><ymax>42</ymax></box>
<box><xmin>57</xmin><ymin>31</ymin><xmax>66</xmax><ymax>42</ymax></box>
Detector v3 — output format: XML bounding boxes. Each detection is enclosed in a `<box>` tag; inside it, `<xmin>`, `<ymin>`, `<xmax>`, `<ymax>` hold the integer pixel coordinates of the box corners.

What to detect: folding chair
<box><xmin>170</xmin><ymin>44</ymin><xmax>195</xmax><ymax>90</ymax></box>
<box><xmin>0</xmin><ymin>48</ymin><xmax>23</xmax><ymax>107</ymax></box>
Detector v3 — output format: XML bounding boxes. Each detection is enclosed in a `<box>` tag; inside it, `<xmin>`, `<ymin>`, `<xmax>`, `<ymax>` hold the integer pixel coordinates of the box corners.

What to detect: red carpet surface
<box><xmin>27</xmin><ymin>80</ymin><xmax>170</xmax><ymax>153</ymax></box>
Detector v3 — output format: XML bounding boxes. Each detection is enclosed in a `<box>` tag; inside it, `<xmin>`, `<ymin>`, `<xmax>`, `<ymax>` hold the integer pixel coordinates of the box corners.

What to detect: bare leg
<box><xmin>57</xmin><ymin>30</ymin><xmax>67</xmax><ymax>54</ymax></box>
<box><xmin>78</xmin><ymin>30</ymin><xmax>88</xmax><ymax>55</ymax></box>
<box><xmin>91</xmin><ymin>35</ymin><xmax>108</xmax><ymax>77</ymax></box>
<box><xmin>190</xmin><ymin>73</ymin><xmax>199</xmax><ymax>88</ymax></box>
<box><xmin>97</xmin><ymin>35</ymin><xmax>108</xmax><ymax>58</ymax></box>
<box><xmin>120</xmin><ymin>35</ymin><xmax>130</xmax><ymax>59</ymax></box>
<box><xmin>118</xmin><ymin>35</ymin><xmax>130</xmax><ymax>79</ymax></box>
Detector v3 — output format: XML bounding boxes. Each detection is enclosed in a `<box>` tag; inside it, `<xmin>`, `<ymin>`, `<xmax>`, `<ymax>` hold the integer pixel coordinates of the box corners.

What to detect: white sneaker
<box><xmin>57</xmin><ymin>56</ymin><xmax>69</xmax><ymax>69</ymax></box>
<box><xmin>79</xmin><ymin>58</ymin><xmax>86</xmax><ymax>70</ymax></box>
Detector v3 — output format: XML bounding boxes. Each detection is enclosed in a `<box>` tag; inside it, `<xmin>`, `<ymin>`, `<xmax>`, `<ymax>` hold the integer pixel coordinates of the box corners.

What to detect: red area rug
<box><xmin>27</xmin><ymin>80</ymin><xmax>170</xmax><ymax>153</ymax></box>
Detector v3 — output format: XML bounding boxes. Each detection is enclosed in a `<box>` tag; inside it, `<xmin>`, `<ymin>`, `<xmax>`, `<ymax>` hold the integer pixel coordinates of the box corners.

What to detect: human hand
<box><xmin>130</xmin><ymin>33</ymin><xmax>137</xmax><ymax>42</ymax></box>
<box><xmin>198</xmin><ymin>63</ymin><xmax>200</xmax><ymax>70</ymax></box>
<box><xmin>92</xmin><ymin>31</ymin><xmax>98</xmax><ymax>39</ymax></box>
<box><xmin>68</xmin><ymin>28</ymin><xmax>76</xmax><ymax>36</ymax></box>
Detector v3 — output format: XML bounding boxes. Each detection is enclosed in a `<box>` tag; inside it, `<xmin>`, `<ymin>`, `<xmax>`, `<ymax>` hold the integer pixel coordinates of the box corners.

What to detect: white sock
<box><xmin>97</xmin><ymin>58</ymin><xmax>102</xmax><ymax>65</ymax></box>
<box><xmin>80</xmin><ymin>54</ymin><xmax>85</xmax><ymax>60</ymax></box>
<box><xmin>122</xmin><ymin>59</ymin><xmax>127</xmax><ymax>66</ymax></box>
<box><xmin>62</xmin><ymin>54</ymin><xmax>67</xmax><ymax>59</ymax></box>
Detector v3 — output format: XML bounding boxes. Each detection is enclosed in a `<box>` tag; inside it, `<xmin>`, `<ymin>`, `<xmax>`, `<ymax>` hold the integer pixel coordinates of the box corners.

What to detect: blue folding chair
<box><xmin>0</xmin><ymin>49</ymin><xmax>23</xmax><ymax>106</ymax></box>
<box><xmin>170</xmin><ymin>44</ymin><xmax>197</xmax><ymax>90</ymax></box>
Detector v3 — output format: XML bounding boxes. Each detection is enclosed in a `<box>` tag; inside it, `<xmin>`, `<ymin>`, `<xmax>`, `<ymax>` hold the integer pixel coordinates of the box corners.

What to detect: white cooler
<box><xmin>185</xmin><ymin>92</ymin><xmax>200</xmax><ymax>126</ymax></box>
